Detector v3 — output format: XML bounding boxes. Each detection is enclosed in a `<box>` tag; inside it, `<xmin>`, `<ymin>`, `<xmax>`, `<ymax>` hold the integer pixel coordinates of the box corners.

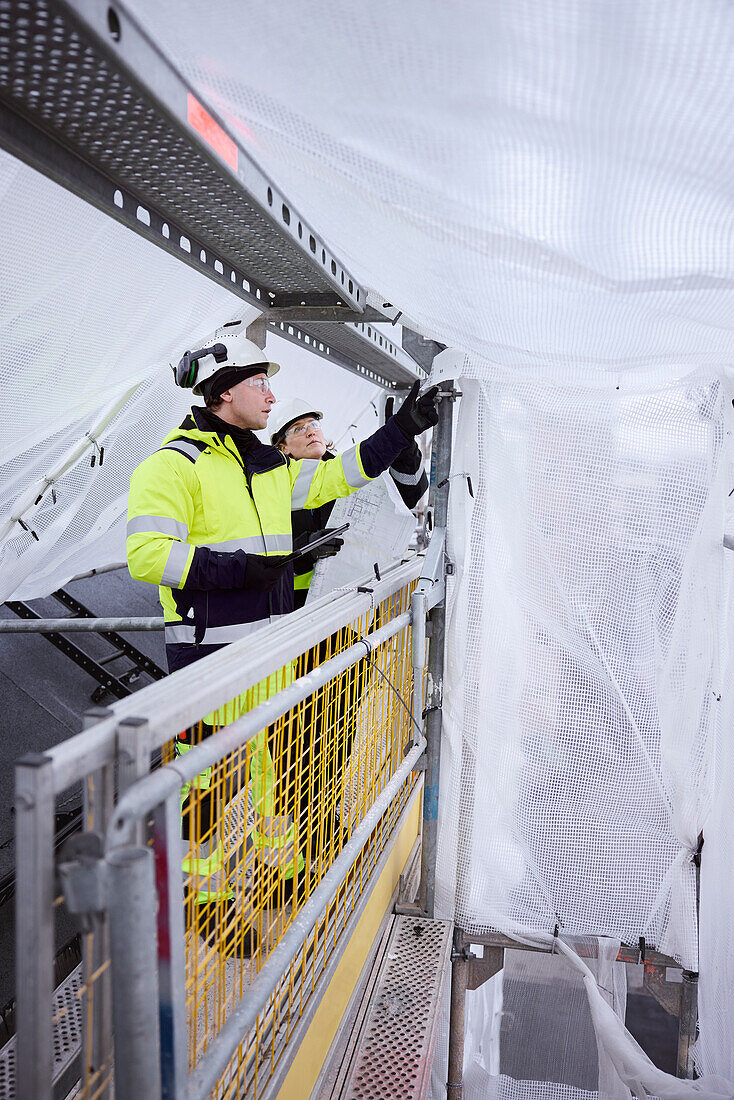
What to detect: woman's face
<box><xmin>280</xmin><ymin>416</ymin><xmax>327</xmax><ymax>460</ymax></box>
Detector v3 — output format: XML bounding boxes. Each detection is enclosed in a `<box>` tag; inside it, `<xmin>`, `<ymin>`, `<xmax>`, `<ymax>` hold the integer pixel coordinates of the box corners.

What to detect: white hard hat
<box><xmin>269</xmin><ymin>398</ymin><xmax>323</xmax><ymax>445</ymax></box>
<box><xmin>173</xmin><ymin>318</ymin><xmax>280</xmax><ymax>395</ymax></box>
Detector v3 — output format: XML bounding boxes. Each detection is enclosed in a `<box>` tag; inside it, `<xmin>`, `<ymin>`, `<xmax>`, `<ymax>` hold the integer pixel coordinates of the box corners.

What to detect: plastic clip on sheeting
<box><xmin>89</xmin><ymin>438</ymin><xmax>105</xmax><ymax>467</ymax></box>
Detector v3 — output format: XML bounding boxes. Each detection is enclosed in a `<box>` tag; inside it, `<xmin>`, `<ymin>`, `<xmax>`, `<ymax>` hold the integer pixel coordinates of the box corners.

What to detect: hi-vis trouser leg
<box><xmin>176</xmin><ymin>665</ymin><xmax>303</xmax><ymax>909</ymax></box>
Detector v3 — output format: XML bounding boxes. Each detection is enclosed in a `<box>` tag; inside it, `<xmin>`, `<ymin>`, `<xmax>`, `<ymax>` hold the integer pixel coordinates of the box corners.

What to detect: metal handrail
<box><xmin>0</xmin><ymin>616</ymin><xmax>164</xmax><ymax>633</ymax></box>
<box><xmin>190</xmin><ymin>736</ymin><xmax>426</xmax><ymax>1100</ymax></box>
<box><xmin>101</xmin><ymin>589</ymin><xmax>422</xmax><ymax>1099</ymax></box>
<box><xmin>107</xmin><ymin>612</ymin><xmax>413</xmax><ymax>848</ymax></box>
<box><xmin>46</xmin><ymin>556</ymin><xmax>422</xmax><ymax>793</ymax></box>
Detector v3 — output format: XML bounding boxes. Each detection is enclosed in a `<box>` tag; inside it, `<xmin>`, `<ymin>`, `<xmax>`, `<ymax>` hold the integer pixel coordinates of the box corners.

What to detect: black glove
<box><xmin>393</xmin><ymin>380</ymin><xmax>440</xmax><ymax>438</ymax></box>
<box><xmin>294</xmin><ymin>528</ymin><xmax>345</xmax><ymax>575</ymax></box>
<box><xmin>243</xmin><ymin>553</ymin><xmax>289</xmax><ymax>593</ymax></box>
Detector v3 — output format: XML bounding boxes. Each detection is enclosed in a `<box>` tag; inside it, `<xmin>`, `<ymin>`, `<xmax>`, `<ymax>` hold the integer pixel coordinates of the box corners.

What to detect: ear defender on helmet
<box><xmin>173</xmin><ymin>342</ymin><xmax>228</xmax><ymax>388</ymax></box>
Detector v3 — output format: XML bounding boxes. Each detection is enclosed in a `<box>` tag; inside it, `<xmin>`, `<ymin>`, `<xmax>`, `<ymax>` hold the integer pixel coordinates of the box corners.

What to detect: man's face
<box><xmin>280</xmin><ymin>416</ymin><xmax>327</xmax><ymax>460</ymax></box>
<box><xmin>218</xmin><ymin>372</ymin><xmax>275</xmax><ymax>430</ymax></box>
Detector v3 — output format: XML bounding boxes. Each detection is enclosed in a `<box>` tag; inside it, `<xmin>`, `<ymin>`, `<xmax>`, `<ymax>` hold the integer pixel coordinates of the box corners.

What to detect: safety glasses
<box><xmin>243</xmin><ymin>375</ymin><xmax>275</xmax><ymax>395</ymax></box>
<box><xmin>285</xmin><ymin>418</ymin><xmax>322</xmax><ymax>437</ymax></box>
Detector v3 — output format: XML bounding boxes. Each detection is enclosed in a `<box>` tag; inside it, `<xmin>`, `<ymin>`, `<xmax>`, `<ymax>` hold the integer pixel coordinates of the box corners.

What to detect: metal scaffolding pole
<box><xmin>107</xmin><ymin>847</ymin><xmax>162</xmax><ymax>1100</ymax></box>
<box><xmin>0</xmin><ymin>616</ymin><xmax>164</xmax><ymax>632</ymax></box>
<box><xmin>15</xmin><ymin>753</ymin><xmax>55</xmax><ymax>1100</ymax></box>
<box><xmin>419</xmin><ymin>383</ymin><xmax>454</xmax><ymax>919</ymax></box>
<box><xmin>447</xmin><ymin>929</ymin><xmax>468</xmax><ymax>1099</ymax></box>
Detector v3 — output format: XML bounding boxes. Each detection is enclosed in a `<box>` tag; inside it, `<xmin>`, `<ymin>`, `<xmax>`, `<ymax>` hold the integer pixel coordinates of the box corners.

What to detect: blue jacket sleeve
<box><xmin>358</xmin><ymin>417</ymin><xmax>412</xmax><ymax>478</ymax></box>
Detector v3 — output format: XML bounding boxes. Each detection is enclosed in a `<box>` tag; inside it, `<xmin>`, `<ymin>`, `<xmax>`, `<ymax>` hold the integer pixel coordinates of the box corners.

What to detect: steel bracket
<box><xmin>410</xmin><ymin>750</ymin><xmax>427</xmax><ymax>773</ymax></box>
<box><xmin>643</xmin><ymin>962</ymin><xmax>683</xmax><ymax>1017</ymax></box>
<box><xmin>467</xmin><ymin>946</ymin><xmax>505</xmax><ymax>990</ymax></box>
<box><xmin>413</xmin><ymin>527</ymin><xmax>447</xmax><ymax>611</ymax></box>
<box><xmin>57</xmin><ymin>832</ymin><xmax>108</xmax><ymax>932</ymax></box>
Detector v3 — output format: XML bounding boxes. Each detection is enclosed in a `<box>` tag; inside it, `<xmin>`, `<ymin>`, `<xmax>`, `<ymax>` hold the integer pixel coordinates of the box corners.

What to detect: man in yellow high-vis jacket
<box><xmin>127</xmin><ymin>317</ymin><xmax>439</xmax><ymax>954</ymax></box>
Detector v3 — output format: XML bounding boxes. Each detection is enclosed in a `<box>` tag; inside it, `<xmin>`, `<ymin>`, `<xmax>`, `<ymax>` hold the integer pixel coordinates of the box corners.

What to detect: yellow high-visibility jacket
<box><xmin>127</xmin><ymin>406</ymin><xmax>411</xmax><ymax>668</ymax></box>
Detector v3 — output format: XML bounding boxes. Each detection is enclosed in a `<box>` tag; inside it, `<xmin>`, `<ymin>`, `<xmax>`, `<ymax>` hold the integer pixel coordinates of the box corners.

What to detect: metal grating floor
<box><xmin>340</xmin><ymin>916</ymin><xmax>453</xmax><ymax>1100</ymax></box>
<box><xmin>0</xmin><ymin>963</ymin><xmax>82</xmax><ymax>1100</ymax></box>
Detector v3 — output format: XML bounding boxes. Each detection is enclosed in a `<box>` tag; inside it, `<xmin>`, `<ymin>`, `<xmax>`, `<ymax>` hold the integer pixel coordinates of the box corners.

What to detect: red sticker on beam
<box><xmin>187</xmin><ymin>93</ymin><xmax>238</xmax><ymax>172</ymax></box>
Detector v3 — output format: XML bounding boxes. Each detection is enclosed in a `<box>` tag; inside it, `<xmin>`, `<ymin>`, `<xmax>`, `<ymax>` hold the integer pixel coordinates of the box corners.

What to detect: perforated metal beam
<box><xmin>0</xmin><ymin>0</ymin><xmax>421</xmax><ymax>386</ymax></box>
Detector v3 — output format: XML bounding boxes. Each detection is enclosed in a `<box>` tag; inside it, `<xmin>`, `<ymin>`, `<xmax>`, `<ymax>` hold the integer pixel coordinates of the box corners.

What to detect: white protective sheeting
<box><xmin>462</xmin><ymin>941</ymin><xmax>628</xmax><ymax>1100</ymax></box>
<box><xmin>0</xmin><ymin>152</ymin><xmax>380</xmax><ymax>602</ymax></box>
<box><xmin>115</xmin><ymin>1</ymin><xmax>734</xmax><ymax>1086</ymax></box>
<box><xmin>438</xmin><ymin>374</ymin><xmax>725</xmax><ymax>966</ymax></box>
<box><xmin>4</xmin><ymin>0</ymin><xmax>734</xmax><ymax>1090</ymax></box>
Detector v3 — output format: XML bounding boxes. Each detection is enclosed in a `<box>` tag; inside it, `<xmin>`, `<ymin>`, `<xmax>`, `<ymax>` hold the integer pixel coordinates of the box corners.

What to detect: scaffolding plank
<box><xmin>0</xmin><ymin>963</ymin><xmax>82</xmax><ymax>1100</ymax></box>
<box><xmin>339</xmin><ymin>916</ymin><xmax>453</xmax><ymax>1100</ymax></box>
<box><xmin>0</xmin><ymin>0</ymin><xmax>422</xmax><ymax>386</ymax></box>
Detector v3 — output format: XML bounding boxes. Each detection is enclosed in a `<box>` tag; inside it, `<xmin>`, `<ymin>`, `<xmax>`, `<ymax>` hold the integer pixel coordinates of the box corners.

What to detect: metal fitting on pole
<box><xmin>107</xmin><ymin>847</ymin><xmax>162</xmax><ymax>1100</ymax></box>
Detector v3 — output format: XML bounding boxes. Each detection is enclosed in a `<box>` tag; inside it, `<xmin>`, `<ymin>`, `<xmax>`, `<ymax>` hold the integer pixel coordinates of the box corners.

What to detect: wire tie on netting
<box><xmin>373</xmin><ymin>562</ymin><xmax>381</xmax><ymax>582</ymax></box>
<box><xmin>88</xmin><ymin>436</ymin><xmax>105</xmax><ymax>467</ymax></box>
<box><xmin>551</xmin><ymin>923</ymin><xmax>559</xmax><ymax>954</ymax></box>
<box><xmin>437</xmin><ymin>472</ymin><xmax>474</xmax><ymax>497</ymax></box>
<box><xmin>17</xmin><ymin>517</ymin><xmax>39</xmax><ymax>541</ymax></box>
<box><xmin>356</xmin><ymin>634</ymin><xmax>423</xmax><ymax>740</ymax></box>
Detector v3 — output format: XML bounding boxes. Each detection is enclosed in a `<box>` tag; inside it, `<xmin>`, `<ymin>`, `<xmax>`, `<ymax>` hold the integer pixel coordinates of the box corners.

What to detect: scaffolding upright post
<box><xmin>15</xmin><ymin>753</ymin><xmax>55</xmax><ymax>1100</ymax></box>
<box><xmin>447</xmin><ymin>928</ymin><xmax>468</xmax><ymax>1098</ymax></box>
<box><xmin>107</xmin><ymin>847</ymin><xmax>162</xmax><ymax>1100</ymax></box>
<box><xmin>82</xmin><ymin>707</ymin><xmax>115</xmax><ymax>1098</ymax></box>
<box><xmin>419</xmin><ymin>382</ymin><xmax>454</xmax><ymax>919</ymax></box>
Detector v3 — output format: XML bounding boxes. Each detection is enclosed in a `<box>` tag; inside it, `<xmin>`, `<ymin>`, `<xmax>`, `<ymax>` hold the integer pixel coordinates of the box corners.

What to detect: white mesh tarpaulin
<box><xmin>5</xmin><ymin>0</ymin><xmax>734</xmax><ymax>1092</ymax></box>
<box><xmin>113</xmin><ymin>1</ymin><xmax>734</xmax><ymax>1089</ymax></box>
<box><xmin>0</xmin><ymin>153</ymin><xmax>382</xmax><ymax>602</ymax></box>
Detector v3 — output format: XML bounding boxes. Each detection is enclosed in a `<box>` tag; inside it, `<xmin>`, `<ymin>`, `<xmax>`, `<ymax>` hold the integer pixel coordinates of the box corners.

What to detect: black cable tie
<box><xmin>356</xmin><ymin>586</ymin><xmax>374</xmax><ymax>594</ymax></box>
<box><xmin>639</xmin><ymin>936</ymin><xmax>646</xmax><ymax>965</ymax></box>
<box><xmin>90</xmin><ymin>453</ymin><xmax>96</xmax><ymax>468</ymax></box>
<box><xmin>437</xmin><ymin>477</ymin><xmax>449</xmax><ymax>489</ymax></box>
<box><xmin>17</xmin><ymin>518</ymin><xmax>38</xmax><ymax>538</ymax></box>
<box><xmin>34</xmin><ymin>493</ymin><xmax>42</xmax><ymax>505</ymax></box>
<box><xmin>98</xmin><ymin>446</ymin><xmax>105</xmax><ymax>466</ymax></box>
<box><xmin>693</xmin><ymin>832</ymin><xmax>704</xmax><ymax>867</ymax></box>
<box><xmin>373</xmin><ymin>562</ymin><xmax>381</xmax><ymax>581</ymax></box>
<box><xmin>51</xmin><ymin>488</ymin><xmax>56</xmax><ymax>504</ymax></box>
<box><xmin>467</xmin><ymin>475</ymin><xmax>474</xmax><ymax>498</ymax></box>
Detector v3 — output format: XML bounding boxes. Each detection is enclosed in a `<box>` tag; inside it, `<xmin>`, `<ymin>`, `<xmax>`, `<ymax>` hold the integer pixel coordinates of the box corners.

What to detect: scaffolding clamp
<box><xmin>57</xmin><ymin>832</ymin><xmax>108</xmax><ymax>933</ymax></box>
